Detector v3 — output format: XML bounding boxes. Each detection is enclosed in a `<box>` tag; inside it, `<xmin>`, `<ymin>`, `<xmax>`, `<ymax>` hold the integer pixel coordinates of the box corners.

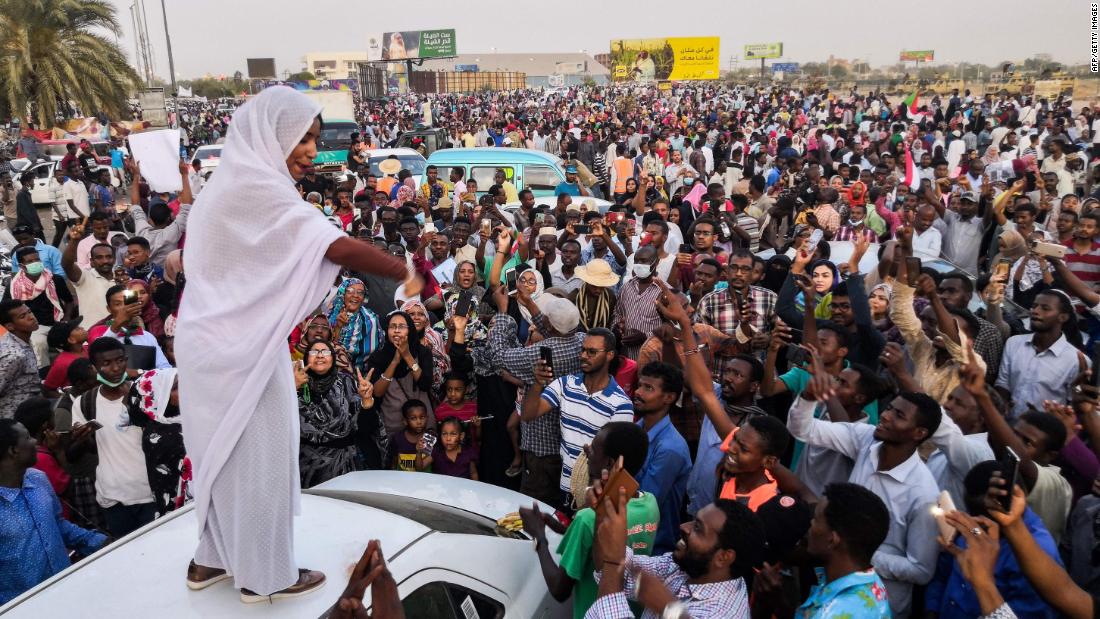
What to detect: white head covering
<box><xmin>176</xmin><ymin>87</ymin><xmax>347</xmax><ymax>529</ymax></box>
<box><xmin>135</xmin><ymin>368</ymin><xmax>179</xmax><ymax>424</ymax></box>
<box><xmin>516</xmin><ymin>268</ymin><xmax>545</xmax><ymax>325</ymax></box>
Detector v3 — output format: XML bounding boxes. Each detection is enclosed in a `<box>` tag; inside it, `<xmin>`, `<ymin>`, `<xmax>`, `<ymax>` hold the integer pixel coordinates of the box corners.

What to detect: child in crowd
<box><xmin>43</xmin><ymin>319</ymin><xmax>87</xmax><ymax>392</ymax></box>
<box><xmin>417</xmin><ymin>416</ymin><xmax>479</xmax><ymax>480</ymax></box>
<box><xmin>387</xmin><ymin>399</ymin><xmax>430</xmax><ymax>472</ymax></box>
<box><xmin>436</xmin><ymin>372</ymin><xmax>477</xmax><ymax>423</ymax></box>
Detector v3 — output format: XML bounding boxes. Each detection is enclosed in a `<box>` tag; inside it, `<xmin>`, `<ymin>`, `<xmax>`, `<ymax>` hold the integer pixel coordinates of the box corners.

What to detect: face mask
<box><xmin>24</xmin><ymin>261</ymin><xmax>44</xmax><ymax>276</ymax></box>
<box><xmin>322</xmin><ymin>205</ymin><xmax>334</xmax><ymax>216</ymax></box>
<box><xmin>633</xmin><ymin>263</ymin><xmax>654</xmax><ymax>279</ymax></box>
<box><xmin>848</xmin><ymin>218</ymin><xmax>863</xmax><ymax>227</ymax></box>
<box><xmin>97</xmin><ymin>372</ymin><xmax>127</xmax><ymax>388</ymax></box>
<box><xmin>683</xmin><ymin>177</ymin><xmax>693</xmax><ymax>186</ymax></box>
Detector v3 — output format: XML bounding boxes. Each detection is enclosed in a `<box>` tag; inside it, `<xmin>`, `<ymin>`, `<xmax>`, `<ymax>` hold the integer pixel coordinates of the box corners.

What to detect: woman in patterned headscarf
<box><xmin>401</xmin><ymin>299</ymin><xmax>448</xmax><ymax>398</ymax></box>
<box><xmin>390</xmin><ymin>177</ymin><xmax>417</xmax><ymax>208</ymax></box>
<box><xmin>327</xmin><ymin>277</ymin><xmax>381</xmax><ymax>369</ymax></box>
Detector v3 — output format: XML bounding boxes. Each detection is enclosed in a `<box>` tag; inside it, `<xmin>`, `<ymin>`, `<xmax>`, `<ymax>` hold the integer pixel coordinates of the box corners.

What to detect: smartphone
<box><xmin>993</xmin><ymin>258</ymin><xmax>1011</xmax><ymax>280</ymax></box>
<box><xmin>905</xmin><ymin>256</ymin><xmax>922</xmax><ymax>287</ymax></box>
<box><xmin>123</xmin><ymin>289</ymin><xmax>140</xmax><ymax>305</ymax></box>
<box><xmin>423</xmin><ymin>221</ymin><xmax>437</xmax><ymax>234</ymax></box>
<box><xmin>933</xmin><ymin>490</ymin><xmax>958</xmax><ymax>544</ymax></box>
<box><xmin>804</xmin><ymin>229</ymin><xmax>824</xmax><ymax>254</ymax></box>
<box><xmin>1032</xmin><ymin>241</ymin><xmax>1066</xmax><ymax>259</ymax></box>
<box><xmin>606</xmin><ymin>211</ymin><xmax>623</xmax><ymax>225</ymax></box>
<box><xmin>786</xmin><ymin>343</ymin><xmax>810</xmax><ymax>368</ymax></box>
<box><xmin>574</xmin><ymin>224</ymin><xmax>591</xmax><ymax>234</ymax></box>
<box><xmin>999</xmin><ymin>447</ymin><xmax>1020</xmax><ymax>512</ymax></box>
<box><xmin>678</xmin><ymin>243</ymin><xmax>694</xmax><ymax>255</ymax></box>
<box><xmin>539</xmin><ymin>346</ymin><xmax>554</xmax><ymax>369</ymax></box>
<box><xmin>505</xmin><ymin>269</ymin><xmax>518</xmax><ymax>294</ymax></box>
<box><xmin>480</xmin><ymin>218</ymin><xmax>492</xmax><ymax>235</ymax></box>
<box><xmin>86</xmin><ymin>420</ymin><xmax>104</xmax><ymax>431</ymax></box>
<box><xmin>720</xmin><ymin>221</ymin><xmax>732</xmax><ymax>238</ymax></box>
<box><xmin>454</xmin><ymin>292</ymin><xmax>473</xmax><ymax>318</ymax></box>
<box><xmin>595</xmin><ymin>467</ymin><xmax>640</xmax><ymax>521</ymax></box>
<box><xmin>421</xmin><ymin>432</ymin><xmax>437</xmax><ymax>452</ymax></box>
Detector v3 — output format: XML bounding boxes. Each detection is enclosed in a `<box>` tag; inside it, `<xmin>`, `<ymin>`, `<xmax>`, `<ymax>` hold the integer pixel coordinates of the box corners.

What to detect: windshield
<box><xmin>320</xmin><ymin>126</ymin><xmax>357</xmax><ymax>143</ymax></box>
<box><xmin>195</xmin><ymin>147</ymin><xmax>222</xmax><ymax>159</ymax></box>
<box><xmin>370</xmin><ymin>156</ymin><xmax>427</xmax><ymax>177</ymax></box>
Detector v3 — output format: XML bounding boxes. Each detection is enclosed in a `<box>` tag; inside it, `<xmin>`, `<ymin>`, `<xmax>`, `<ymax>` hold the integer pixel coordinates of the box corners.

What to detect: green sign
<box><xmin>382</xmin><ymin>29</ymin><xmax>457</xmax><ymax>60</ymax></box>
<box><xmin>743</xmin><ymin>42</ymin><xmax>783</xmax><ymax>60</ymax></box>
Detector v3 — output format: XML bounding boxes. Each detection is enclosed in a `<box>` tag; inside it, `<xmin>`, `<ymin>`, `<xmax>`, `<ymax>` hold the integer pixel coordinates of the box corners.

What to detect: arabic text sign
<box><xmin>744</xmin><ymin>42</ymin><xmax>783</xmax><ymax>60</ymax></box>
<box><xmin>609</xmin><ymin>37</ymin><xmax>720</xmax><ymax>82</ymax></box>
<box><xmin>382</xmin><ymin>29</ymin><xmax>457</xmax><ymax>60</ymax></box>
<box><xmin>900</xmin><ymin>50</ymin><xmax>935</xmax><ymax>62</ymax></box>
<box><xmin>772</xmin><ymin>62</ymin><xmax>800</xmax><ymax>73</ymax></box>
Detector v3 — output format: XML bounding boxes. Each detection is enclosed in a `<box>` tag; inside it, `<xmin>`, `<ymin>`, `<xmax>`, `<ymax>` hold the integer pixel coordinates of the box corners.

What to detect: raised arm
<box><xmin>61</xmin><ymin>218</ymin><xmax>85</xmax><ymax>282</ymax></box>
<box><xmin>325</xmin><ymin>237</ymin><xmax>409</xmax><ymax>281</ymax></box>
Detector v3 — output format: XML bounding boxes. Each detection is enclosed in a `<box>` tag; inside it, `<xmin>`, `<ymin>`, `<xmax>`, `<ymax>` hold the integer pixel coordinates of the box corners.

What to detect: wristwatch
<box><xmin>410</xmin><ymin>363</ymin><xmax>421</xmax><ymax>373</ymax></box>
<box><xmin>661</xmin><ymin>601</ymin><xmax>687</xmax><ymax>619</ymax></box>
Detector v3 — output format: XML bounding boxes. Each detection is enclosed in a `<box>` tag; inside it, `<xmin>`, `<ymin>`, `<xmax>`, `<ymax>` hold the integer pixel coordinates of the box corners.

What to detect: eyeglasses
<box><xmin>580</xmin><ymin>348</ymin><xmax>606</xmax><ymax>356</ymax></box>
<box><xmin>729</xmin><ymin>264</ymin><xmax>753</xmax><ymax>273</ymax></box>
<box><xmin>389</xmin><ymin>324</ymin><xmax>410</xmax><ymax>332</ymax></box>
<box><xmin>308</xmin><ymin>349</ymin><xmax>333</xmax><ymax>358</ymax></box>
<box><xmin>344</xmin><ymin>288</ymin><xmax>365</xmax><ymax>298</ymax></box>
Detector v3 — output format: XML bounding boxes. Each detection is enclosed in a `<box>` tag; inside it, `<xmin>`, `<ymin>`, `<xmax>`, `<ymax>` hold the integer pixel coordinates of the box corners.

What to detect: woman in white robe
<box><xmin>175</xmin><ymin>86</ymin><xmax>409</xmax><ymax>601</ymax></box>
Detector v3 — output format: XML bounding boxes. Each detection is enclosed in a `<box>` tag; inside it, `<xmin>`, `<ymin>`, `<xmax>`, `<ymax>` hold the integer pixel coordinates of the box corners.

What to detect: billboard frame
<box><xmin>743</xmin><ymin>43</ymin><xmax>783</xmax><ymax>60</ymax></box>
<box><xmin>381</xmin><ymin>29</ymin><xmax>457</xmax><ymax>61</ymax></box>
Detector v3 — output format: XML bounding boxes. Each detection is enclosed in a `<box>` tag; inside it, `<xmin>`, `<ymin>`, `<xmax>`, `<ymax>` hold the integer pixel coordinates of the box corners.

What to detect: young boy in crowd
<box><xmin>43</xmin><ymin>319</ymin><xmax>87</xmax><ymax>393</ymax></box>
<box><xmin>387</xmin><ymin>399</ymin><xmax>430</xmax><ymax>472</ymax></box>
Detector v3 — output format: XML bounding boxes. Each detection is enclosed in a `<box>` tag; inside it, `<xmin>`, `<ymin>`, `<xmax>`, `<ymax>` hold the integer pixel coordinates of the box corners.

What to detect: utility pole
<box><xmin>159</xmin><ymin>0</ymin><xmax>178</xmax><ymax>97</ymax></box>
<box><xmin>139</xmin><ymin>0</ymin><xmax>156</xmax><ymax>83</ymax></box>
<box><xmin>129</xmin><ymin>5</ymin><xmax>145</xmax><ymax>82</ymax></box>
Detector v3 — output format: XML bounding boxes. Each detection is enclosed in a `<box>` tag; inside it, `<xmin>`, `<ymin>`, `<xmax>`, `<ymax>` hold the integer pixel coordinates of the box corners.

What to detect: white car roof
<box><xmin>367</xmin><ymin>148</ymin><xmax>423</xmax><ymax>160</ymax></box>
<box><xmin>2</xmin><ymin>472</ymin><xmax>562</xmax><ymax>618</ymax></box>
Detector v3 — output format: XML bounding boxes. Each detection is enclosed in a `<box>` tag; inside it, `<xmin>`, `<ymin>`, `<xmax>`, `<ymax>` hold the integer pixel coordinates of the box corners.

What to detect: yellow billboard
<box><xmin>609</xmin><ymin>37</ymin><xmax>720</xmax><ymax>82</ymax></box>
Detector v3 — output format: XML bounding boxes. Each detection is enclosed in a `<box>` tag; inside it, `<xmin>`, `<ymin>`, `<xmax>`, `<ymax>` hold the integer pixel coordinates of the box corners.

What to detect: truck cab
<box><xmin>393</xmin><ymin>128</ymin><xmax>448</xmax><ymax>157</ymax></box>
<box><xmin>314</xmin><ymin>120</ymin><xmax>358</xmax><ymax>177</ymax></box>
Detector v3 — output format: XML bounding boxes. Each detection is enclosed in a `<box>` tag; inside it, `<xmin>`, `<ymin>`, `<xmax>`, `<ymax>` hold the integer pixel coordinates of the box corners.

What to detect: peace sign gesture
<box><xmin>356</xmin><ymin>367</ymin><xmax>375</xmax><ymax>402</ymax></box>
<box><xmin>69</xmin><ymin>216</ymin><xmax>87</xmax><ymax>242</ymax></box>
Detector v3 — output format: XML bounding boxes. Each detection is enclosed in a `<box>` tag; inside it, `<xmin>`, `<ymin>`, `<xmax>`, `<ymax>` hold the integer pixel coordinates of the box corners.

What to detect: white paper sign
<box><xmin>128</xmin><ymin>128</ymin><xmax>182</xmax><ymax>193</ymax></box>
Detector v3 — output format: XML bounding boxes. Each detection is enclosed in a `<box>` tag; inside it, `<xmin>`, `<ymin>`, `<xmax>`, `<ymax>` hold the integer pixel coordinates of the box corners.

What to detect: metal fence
<box><xmin>411</xmin><ymin>71</ymin><xmax>527</xmax><ymax>94</ymax></box>
<box><xmin>357</xmin><ymin>64</ymin><xmax>386</xmax><ymax>99</ymax></box>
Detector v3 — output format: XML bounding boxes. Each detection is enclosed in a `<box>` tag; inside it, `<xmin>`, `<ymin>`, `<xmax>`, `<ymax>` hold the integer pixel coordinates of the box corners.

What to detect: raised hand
<box><xmin>69</xmin><ymin>217</ymin><xmax>87</xmax><ymax>241</ymax></box>
<box><xmin>294</xmin><ymin>360</ymin><xmax>309</xmax><ymax>389</ymax></box>
<box><xmin>356</xmin><ymin>367</ymin><xmax>375</xmax><ymax>401</ymax></box>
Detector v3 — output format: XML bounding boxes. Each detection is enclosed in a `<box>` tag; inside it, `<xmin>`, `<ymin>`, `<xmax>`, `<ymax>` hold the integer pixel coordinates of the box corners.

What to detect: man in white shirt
<box><xmin>62</xmin><ymin>220</ymin><xmax>116</xmax><ymax>329</ymax></box>
<box><xmin>188</xmin><ymin>159</ymin><xmax>205</xmax><ymax>197</ymax></box>
<box><xmin>940</xmin><ymin>192</ymin><xmax>985</xmax><ymax>274</ymax></box>
<box><xmin>73</xmin><ymin>337</ymin><xmax>156</xmax><ymax>537</ymax></box>
<box><xmin>61</xmin><ymin>165</ymin><xmax>90</xmax><ymax>221</ymax></box>
<box><xmin>787</xmin><ymin>388</ymin><xmax>942</xmax><ymax>618</ymax></box>
<box><xmin>911</xmin><ymin>204</ymin><xmax>943</xmax><ymax>260</ymax></box>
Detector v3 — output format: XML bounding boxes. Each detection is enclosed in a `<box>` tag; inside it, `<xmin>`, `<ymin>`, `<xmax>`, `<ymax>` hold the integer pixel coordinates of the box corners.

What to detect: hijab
<box><xmin>516</xmin><ymin>268</ymin><xmax>545</xmax><ymax>325</ymax></box>
<box><xmin>391</xmin><ymin>177</ymin><xmax>416</xmax><ymax>207</ymax></box>
<box><xmin>367</xmin><ymin>311</ymin><xmax>430</xmax><ymax>387</ymax></box>
<box><xmin>401</xmin><ymin>299</ymin><xmax>448</xmax><ymax>388</ymax></box>
<box><xmin>305</xmin><ymin>339</ymin><xmax>340</xmax><ymax>397</ymax></box>
<box><xmin>135</xmin><ymin>368</ymin><xmax>179</xmax><ymax>424</ymax></box>
<box><xmin>127</xmin><ymin>279</ymin><xmax>164</xmax><ymax>338</ymax></box>
<box><xmin>683</xmin><ymin>182</ymin><xmax>708</xmax><ymax>212</ymax></box>
<box><xmin>995</xmin><ymin>229</ymin><xmax>1028</xmax><ymax>264</ymax></box>
<box><xmin>327</xmin><ymin>277</ymin><xmax>382</xmax><ymax>367</ymax></box>
<box><xmin>163</xmin><ymin>249</ymin><xmax>183</xmax><ymax>286</ymax></box>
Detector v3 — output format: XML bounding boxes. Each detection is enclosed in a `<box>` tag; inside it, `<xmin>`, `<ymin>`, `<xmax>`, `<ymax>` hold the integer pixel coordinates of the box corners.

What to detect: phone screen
<box><xmin>505</xmin><ymin>270</ymin><xmax>518</xmax><ymax>293</ymax></box>
<box><xmin>454</xmin><ymin>292</ymin><xmax>472</xmax><ymax>317</ymax></box>
<box><xmin>539</xmin><ymin>346</ymin><xmax>553</xmax><ymax>369</ymax></box>
<box><xmin>999</xmin><ymin>447</ymin><xmax>1020</xmax><ymax>512</ymax></box>
<box><xmin>905</xmin><ymin>256</ymin><xmax>922</xmax><ymax>287</ymax></box>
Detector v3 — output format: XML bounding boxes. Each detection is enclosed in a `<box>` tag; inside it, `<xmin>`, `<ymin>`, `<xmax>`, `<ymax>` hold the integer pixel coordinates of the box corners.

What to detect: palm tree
<box><xmin>0</xmin><ymin>0</ymin><xmax>141</xmax><ymax>127</ymax></box>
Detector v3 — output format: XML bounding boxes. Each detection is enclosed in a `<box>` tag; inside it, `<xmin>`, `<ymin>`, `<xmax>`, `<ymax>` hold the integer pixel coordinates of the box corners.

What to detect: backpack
<box><xmin>79</xmin><ymin>385</ymin><xmax>100</xmax><ymax>422</ymax></box>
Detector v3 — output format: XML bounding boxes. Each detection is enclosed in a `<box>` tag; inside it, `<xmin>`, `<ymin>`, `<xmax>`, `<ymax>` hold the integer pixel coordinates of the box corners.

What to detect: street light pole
<box><xmin>159</xmin><ymin>0</ymin><xmax>178</xmax><ymax>97</ymax></box>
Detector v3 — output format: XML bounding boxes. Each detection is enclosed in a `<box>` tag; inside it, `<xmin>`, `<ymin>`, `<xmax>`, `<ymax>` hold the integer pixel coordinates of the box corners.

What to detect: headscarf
<box><xmin>10</xmin><ymin>267</ymin><xmax>63</xmax><ymax>321</ymax></box>
<box><xmin>135</xmin><ymin>368</ymin><xmax>179</xmax><ymax>424</ymax></box>
<box><xmin>994</xmin><ymin>229</ymin><xmax>1028</xmax><ymax>264</ymax></box>
<box><xmin>391</xmin><ymin>177</ymin><xmax>416</xmax><ymax>207</ymax></box>
<box><xmin>303</xmin><ymin>339</ymin><xmax>340</xmax><ymax>400</ymax></box>
<box><xmin>516</xmin><ymin>268</ymin><xmax>545</xmax><ymax>325</ymax></box>
<box><xmin>796</xmin><ymin>259</ymin><xmax>839</xmax><ymax>320</ymax></box>
<box><xmin>683</xmin><ymin>182</ymin><xmax>708</xmax><ymax>212</ymax></box>
<box><xmin>176</xmin><ymin>86</ymin><xmax>352</xmax><ymax>532</ymax></box>
<box><xmin>127</xmin><ymin>279</ymin><xmax>165</xmax><ymax>339</ymax></box>
<box><xmin>401</xmin><ymin>299</ymin><xmax>449</xmax><ymax>389</ymax></box>
<box><xmin>366</xmin><ymin>310</ymin><xmax>433</xmax><ymax>392</ymax></box>
<box><xmin>327</xmin><ymin>277</ymin><xmax>382</xmax><ymax>368</ymax></box>
<box><xmin>163</xmin><ymin>249</ymin><xmax>183</xmax><ymax>286</ymax></box>
<box><xmin>982</xmin><ymin>145</ymin><xmax>1001</xmax><ymax>166</ymax></box>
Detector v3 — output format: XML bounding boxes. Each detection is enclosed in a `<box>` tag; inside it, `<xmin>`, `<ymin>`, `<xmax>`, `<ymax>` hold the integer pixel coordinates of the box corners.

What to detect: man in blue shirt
<box><xmin>632</xmin><ymin>361</ymin><xmax>692</xmax><ymax>554</ymax></box>
<box><xmin>0</xmin><ymin>419</ymin><xmax>107</xmax><ymax>604</ymax></box>
<box><xmin>924</xmin><ymin>460</ymin><xmax>1061</xmax><ymax>619</ymax></box>
<box><xmin>10</xmin><ymin>225</ymin><xmax>64</xmax><ymax>281</ymax></box>
<box><xmin>553</xmin><ymin>165</ymin><xmax>587</xmax><ymax>198</ymax></box>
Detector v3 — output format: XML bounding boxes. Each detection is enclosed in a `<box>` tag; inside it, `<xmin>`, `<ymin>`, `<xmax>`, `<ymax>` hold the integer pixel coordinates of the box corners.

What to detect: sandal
<box><xmin>505</xmin><ymin>464</ymin><xmax>522</xmax><ymax>478</ymax></box>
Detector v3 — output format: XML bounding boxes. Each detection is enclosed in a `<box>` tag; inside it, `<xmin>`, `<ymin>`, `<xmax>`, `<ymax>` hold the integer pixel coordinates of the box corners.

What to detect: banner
<box><xmin>900</xmin><ymin>50</ymin><xmax>934</xmax><ymax>62</ymax></box>
<box><xmin>772</xmin><ymin>62</ymin><xmax>800</xmax><ymax>73</ymax></box>
<box><xmin>382</xmin><ymin>29</ymin><xmax>457</xmax><ymax>60</ymax></box>
<box><xmin>256</xmin><ymin>79</ymin><xmax>359</xmax><ymax>92</ymax></box>
<box><xmin>609</xmin><ymin>37</ymin><xmax>720</xmax><ymax>82</ymax></box>
<box><xmin>744</xmin><ymin>43</ymin><xmax>783</xmax><ymax>60</ymax></box>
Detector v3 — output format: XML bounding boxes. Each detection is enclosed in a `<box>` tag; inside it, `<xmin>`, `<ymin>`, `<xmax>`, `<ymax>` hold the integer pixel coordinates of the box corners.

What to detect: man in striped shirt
<box><xmin>1063</xmin><ymin>211</ymin><xmax>1100</xmax><ymax>291</ymax></box>
<box><xmin>523</xmin><ymin>328</ymin><xmax>634</xmax><ymax>501</ymax></box>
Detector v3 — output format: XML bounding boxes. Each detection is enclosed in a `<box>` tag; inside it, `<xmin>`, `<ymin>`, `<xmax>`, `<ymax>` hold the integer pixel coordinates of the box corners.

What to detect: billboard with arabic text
<box><xmin>609</xmin><ymin>37</ymin><xmax>720</xmax><ymax>82</ymax></box>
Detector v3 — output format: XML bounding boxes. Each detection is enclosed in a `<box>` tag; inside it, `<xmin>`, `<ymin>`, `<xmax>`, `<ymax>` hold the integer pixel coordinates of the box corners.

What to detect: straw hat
<box><xmin>575</xmin><ymin>258</ymin><xmax>620</xmax><ymax>288</ymax></box>
<box><xmin>378</xmin><ymin>158</ymin><xmax>401</xmax><ymax>175</ymax></box>
<box><xmin>435</xmin><ymin>195</ymin><xmax>452</xmax><ymax>210</ymax></box>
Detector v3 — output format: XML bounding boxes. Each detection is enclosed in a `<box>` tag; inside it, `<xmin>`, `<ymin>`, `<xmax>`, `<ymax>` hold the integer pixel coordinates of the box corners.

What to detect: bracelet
<box><xmin>683</xmin><ymin>344</ymin><xmax>706</xmax><ymax>356</ymax></box>
<box><xmin>410</xmin><ymin>363</ymin><xmax>421</xmax><ymax>373</ymax></box>
<box><xmin>381</xmin><ymin>374</ymin><xmax>394</xmax><ymax>382</ymax></box>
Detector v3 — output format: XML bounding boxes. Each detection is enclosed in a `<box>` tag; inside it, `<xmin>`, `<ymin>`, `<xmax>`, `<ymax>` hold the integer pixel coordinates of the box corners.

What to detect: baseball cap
<box><xmin>755</xmin><ymin>493</ymin><xmax>813</xmax><ymax>563</ymax></box>
<box><xmin>10</xmin><ymin>224</ymin><xmax>34</xmax><ymax>237</ymax></box>
<box><xmin>535</xmin><ymin>295</ymin><xmax>580</xmax><ymax>334</ymax></box>
<box><xmin>960</xmin><ymin>191</ymin><xmax>979</xmax><ymax>203</ymax></box>
<box><xmin>565</xmin><ymin>165</ymin><xmax>578</xmax><ymax>174</ymax></box>
<box><xmin>47</xmin><ymin>318</ymin><xmax>83</xmax><ymax>350</ymax></box>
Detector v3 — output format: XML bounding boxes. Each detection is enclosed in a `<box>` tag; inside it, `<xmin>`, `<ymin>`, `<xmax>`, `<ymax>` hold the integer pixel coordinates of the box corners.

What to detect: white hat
<box><xmin>538</xmin><ymin>226</ymin><xmax>558</xmax><ymax>238</ymax></box>
<box><xmin>575</xmin><ymin>259</ymin><xmax>620</xmax><ymax>288</ymax></box>
<box><xmin>535</xmin><ymin>295</ymin><xmax>580</xmax><ymax>334</ymax></box>
<box><xmin>378</xmin><ymin>159</ymin><xmax>401</xmax><ymax>175</ymax></box>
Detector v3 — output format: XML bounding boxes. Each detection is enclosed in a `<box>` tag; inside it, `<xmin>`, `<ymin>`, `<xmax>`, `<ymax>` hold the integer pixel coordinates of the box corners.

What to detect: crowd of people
<box><xmin>3</xmin><ymin>81</ymin><xmax>1100</xmax><ymax>618</ymax></box>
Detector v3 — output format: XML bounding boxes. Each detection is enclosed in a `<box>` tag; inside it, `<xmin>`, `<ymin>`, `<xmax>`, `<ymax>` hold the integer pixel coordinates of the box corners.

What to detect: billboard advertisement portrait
<box><xmin>743</xmin><ymin>43</ymin><xmax>783</xmax><ymax>60</ymax></box>
<box><xmin>382</xmin><ymin>29</ymin><xmax>457</xmax><ymax>60</ymax></box>
<box><xmin>609</xmin><ymin>37</ymin><xmax>720</xmax><ymax>82</ymax></box>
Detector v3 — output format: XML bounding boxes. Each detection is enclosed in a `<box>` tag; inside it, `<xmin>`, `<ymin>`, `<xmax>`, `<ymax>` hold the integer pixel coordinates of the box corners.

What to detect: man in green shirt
<box><xmin>520</xmin><ymin>421</ymin><xmax>659</xmax><ymax>619</ymax></box>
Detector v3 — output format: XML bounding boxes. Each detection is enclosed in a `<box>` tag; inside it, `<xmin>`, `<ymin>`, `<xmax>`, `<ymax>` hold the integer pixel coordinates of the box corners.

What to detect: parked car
<box><xmin>391</xmin><ymin>127</ymin><xmax>448</xmax><ymax>156</ymax></box>
<box><xmin>367</xmin><ymin>148</ymin><xmax>427</xmax><ymax>188</ymax></box>
<box><xmin>0</xmin><ymin>471</ymin><xmax>569</xmax><ymax>619</ymax></box>
<box><xmin>192</xmin><ymin>144</ymin><xmax>223</xmax><ymax>177</ymax></box>
<box><xmin>426</xmin><ymin>148</ymin><xmax>568</xmax><ymax>199</ymax></box>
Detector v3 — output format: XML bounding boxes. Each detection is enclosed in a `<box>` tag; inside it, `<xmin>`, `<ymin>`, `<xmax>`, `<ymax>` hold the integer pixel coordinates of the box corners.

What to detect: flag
<box><xmin>178</xmin><ymin>85</ymin><xmax>192</xmax><ymax>98</ymax></box>
<box><xmin>903</xmin><ymin>146</ymin><xmax>921</xmax><ymax>191</ymax></box>
<box><xmin>904</xmin><ymin>90</ymin><xmax>925</xmax><ymax>121</ymax></box>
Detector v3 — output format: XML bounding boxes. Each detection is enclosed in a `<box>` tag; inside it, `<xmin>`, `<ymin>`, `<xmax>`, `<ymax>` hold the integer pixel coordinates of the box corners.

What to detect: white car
<box><xmin>367</xmin><ymin>147</ymin><xmax>427</xmax><ymax>188</ymax></box>
<box><xmin>192</xmin><ymin>145</ymin><xmax>223</xmax><ymax>178</ymax></box>
<box><xmin>1</xmin><ymin>471</ymin><xmax>569</xmax><ymax>618</ymax></box>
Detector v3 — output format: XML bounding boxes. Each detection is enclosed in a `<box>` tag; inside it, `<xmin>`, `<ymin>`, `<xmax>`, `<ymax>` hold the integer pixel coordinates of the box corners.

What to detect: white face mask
<box><xmin>849</xmin><ymin>218</ymin><xmax>863</xmax><ymax>226</ymax></box>
<box><xmin>633</xmin><ymin>263</ymin><xmax>654</xmax><ymax>279</ymax></box>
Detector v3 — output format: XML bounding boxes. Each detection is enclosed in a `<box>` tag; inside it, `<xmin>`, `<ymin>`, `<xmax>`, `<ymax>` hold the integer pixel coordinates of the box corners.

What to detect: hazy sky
<box><xmin>111</xmin><ymin>0</ymin><xmax>1090</xmax><ymax>79</ymax></box>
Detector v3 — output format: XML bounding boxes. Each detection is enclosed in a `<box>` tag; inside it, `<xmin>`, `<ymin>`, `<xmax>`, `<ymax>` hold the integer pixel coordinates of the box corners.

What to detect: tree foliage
<box><xmin>0</xmin><ymin>0</ymin><xmax>141</xmax><ymax>126</ymax></box>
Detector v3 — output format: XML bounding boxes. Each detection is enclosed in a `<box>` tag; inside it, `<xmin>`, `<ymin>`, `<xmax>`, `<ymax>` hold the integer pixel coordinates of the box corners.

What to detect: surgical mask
<box><xmin>97</xmin><ymin>372</ymin><xmax>127</xmax><ymax>388</ymax></box>
<box><xmin>683</xmin><ymin>177</ymin><xmax>694</xmax><ymax>186</ymax></box>
<box><xmin>322</xmin><ymin>205</ymin><xmax>334</xmax><ymax>216</ymax></box>
<box><xmin>848</xmin><ymin>218</ymin><xmax>863</xmax><ymax>227</ymax></box>
<box><xmin>633</xmin><ymin>263</ymin><xmax>654</xmax><ymax>279</ymax></box>
<box><xmin>24</xmin><ymin>261</ymin><xmax>43</xmax><ymax>276</ymax></box>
